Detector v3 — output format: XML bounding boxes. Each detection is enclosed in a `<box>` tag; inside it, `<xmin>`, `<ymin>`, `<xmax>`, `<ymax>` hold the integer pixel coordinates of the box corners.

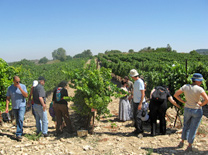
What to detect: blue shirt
<box><xmin>133</xmin><ymin>78</ymin><xmax>145</xmax><ymax>103</ymax></box>
<box><xmin>6</xmin><ymin>84</ymin><xmax>27</xmax><ymax>109</ymax></box>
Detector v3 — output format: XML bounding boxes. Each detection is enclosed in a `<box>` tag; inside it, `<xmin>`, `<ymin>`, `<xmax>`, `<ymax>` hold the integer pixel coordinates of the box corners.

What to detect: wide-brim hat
<box><xmin>191</xmin><ymin>73</ymin><xmax>203</xmax><ymax>81</ymax></box>
<box><xmin>130</xmin><ymin>69</ymin><xmax>139</xmax><ymax>77</ymax></box>
<box><xmin>32</xmin><ymin>80</ymin><xmax>38</xmax><ymax>87</ymax></box>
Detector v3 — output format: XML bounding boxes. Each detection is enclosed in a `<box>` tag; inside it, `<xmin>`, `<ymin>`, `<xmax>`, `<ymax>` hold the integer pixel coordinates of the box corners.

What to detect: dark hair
<box><xmin>124</xmin><ymin>76</ymin><xmax>129</xmax><ymax>80</ymax></box>
<box><xmin>121</xmin><ymin>80</ymin><xmax>127</xmax><ymax>86</ymax></box>
<box><xmin>58</xmin><ymin>81</ymin><xmax>67</xmax><ymax>88</ymax></box>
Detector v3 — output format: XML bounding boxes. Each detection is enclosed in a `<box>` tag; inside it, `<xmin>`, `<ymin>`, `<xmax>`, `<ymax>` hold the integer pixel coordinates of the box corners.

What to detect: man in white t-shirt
<box><xmin>129</xmin><ymin>69</ymin><xmax>145</xmax><ymax>138</ymax></box>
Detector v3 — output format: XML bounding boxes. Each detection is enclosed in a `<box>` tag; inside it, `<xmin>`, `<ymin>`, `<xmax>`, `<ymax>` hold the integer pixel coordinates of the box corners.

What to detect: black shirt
<box><xmin>52</xmin><ymin>87</ymin><xmax>68</xmax><ymax>105</ymax></box>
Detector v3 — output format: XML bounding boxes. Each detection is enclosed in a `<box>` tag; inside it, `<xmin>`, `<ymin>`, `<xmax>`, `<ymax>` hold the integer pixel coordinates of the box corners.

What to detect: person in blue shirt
<box><xmin>6</xmin><ymin>76</ymin><xmax>28</xmax><ymax>141</ymax></box>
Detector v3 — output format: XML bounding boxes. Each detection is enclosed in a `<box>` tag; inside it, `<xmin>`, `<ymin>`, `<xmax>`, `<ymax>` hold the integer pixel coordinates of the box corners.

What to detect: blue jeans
<box><xmin>13</xmin><ymin>106</ymin><xmax>26</xmax><ymax>137</ymax></box>
<box><xmin>182</xmin><ymin>107</ymin><xmax>203</xmax><ymax>144</ymax></box>
<box><xmin>33</xmin><ymin>104</ymin><xmax>48</xmax><ymax>134</ymax></box>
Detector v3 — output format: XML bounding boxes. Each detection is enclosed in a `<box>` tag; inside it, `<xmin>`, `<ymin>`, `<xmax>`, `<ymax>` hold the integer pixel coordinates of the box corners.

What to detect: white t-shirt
<box><xmin>180</xmin><ymin>84</ymin><xmax>205</xmax><ymax>109</ymax></box>
<box><xmin>133</xmin><ymin>78</ymin><xmax>145</xmax><ymax>103</ymax></box>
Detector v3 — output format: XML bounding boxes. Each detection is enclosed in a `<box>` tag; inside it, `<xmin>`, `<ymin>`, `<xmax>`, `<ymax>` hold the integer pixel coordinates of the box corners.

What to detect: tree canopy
<box><xmin>73</xmin><ymin>49</ymin><xmax>93</xmax><ymax>58</ymax></box>
<box><xmin>52</xmin><ymin>48</ymin><xmax>67</xmax><ymax>61</ymax></box>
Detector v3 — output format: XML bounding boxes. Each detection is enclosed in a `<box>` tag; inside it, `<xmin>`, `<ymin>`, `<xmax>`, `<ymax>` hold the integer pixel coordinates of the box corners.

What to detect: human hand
<box><xmin>43</xmin><ymin>104</ymin><xmax>46</xmax><ymax>111</ymax></box>
<box><xmin>16</xmin><ymin>84</ymin><xmax>21</xmax><ymax>89</ymax></box>
<box><xmin>138</xmin><ymin>104</ymin><xmax>142</xmax><ymax>110</ymax></box>
<box><xmin>198</xmin><ymin>101</ymin><xmax>203</xmax><ymax>106</ymax></box>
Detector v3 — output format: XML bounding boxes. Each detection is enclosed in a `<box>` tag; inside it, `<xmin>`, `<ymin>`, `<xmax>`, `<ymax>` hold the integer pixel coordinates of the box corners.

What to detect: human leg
<box><xmin>41</xmin><ymin>109</ymin><xmax>48</xmax><ymax>135</ymax></box>
<box><xmin>133</xmin><ymin>103</ymin><xmax>143</xmax><ymax>134</ymax></box>
<box><xmin>181</xmin><ymin>108</ymin><xmax>192</xmax><ymax>141</ymax></box>
<box><xmin>12</xmin><ymin>107</ymin><xmax>26</xmax><ymax>137</ymax></box>
<box><xmin>54</xmin><ymin>103</ymin><xmax>63</xmax><ymax>134</ymax></box>
<box><xmin>149</xmin><ymin>102</ymin><xmax>158</xmax><ymax>136</ymax></box>
<box><xmin>33</xmin><ymin>104</ymin><xmax>42</xmax><ymax>134</ymax></box>
<box><xmin>187</xmin><ymin>108</ymin><xmax>203</xmax><ymax>144</ymax></box>
<box><xmin>61</xmin><ymin>104</ymin><xmax>74</xmax><ymax>133</ymax></box>
<box><xmin>158</xmin><ymin>104</ymin><xmax>167</xmax><ymax>135</ymax></box>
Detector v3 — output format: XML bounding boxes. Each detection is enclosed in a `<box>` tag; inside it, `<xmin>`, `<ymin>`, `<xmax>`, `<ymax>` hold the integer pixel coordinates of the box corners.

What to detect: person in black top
<box><xmin>52</xmin><ymin>81</ymin><xmax>74</xmax><ymax>135</ymax></box>
<box><xmin>149</xmin><ymin>86</ymin><xmax>180</xmax><ymax>136</ymax></box>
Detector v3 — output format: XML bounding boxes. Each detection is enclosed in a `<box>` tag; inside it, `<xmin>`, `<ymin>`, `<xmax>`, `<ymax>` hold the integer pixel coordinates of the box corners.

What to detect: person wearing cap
<box><xmin>174</xmin><ymin>73</ymin><xmax>208</xmax><ymax>152</ymax></box>
<box><xmin>5</xmin><ymin>76</ymin><xmax>28</xmax><ymax>141</ymax></box>
<box><xmin>27</xmin><ymin>80</ymin><xmax>38</xmax><ymax>119</ymax></box>
<box><xmin>129</xmin><ymin>69</ymin><xmax>145</xmax><ymax>138</ymax></box>
<box><xmin>33</xmin><ymin>76</ymin><xmax>48</xmax><ymax>137</ymax></box>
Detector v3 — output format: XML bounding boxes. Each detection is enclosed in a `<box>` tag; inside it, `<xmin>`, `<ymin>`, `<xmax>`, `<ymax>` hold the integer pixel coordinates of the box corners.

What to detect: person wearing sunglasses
<box><xmin>6</xmin><ymin>76</ymin><xmax>28</xmax><ymax>141</ymax></box>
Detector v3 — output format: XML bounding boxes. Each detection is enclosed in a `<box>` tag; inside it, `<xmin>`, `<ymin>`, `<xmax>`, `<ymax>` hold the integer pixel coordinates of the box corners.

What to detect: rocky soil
<box><xmin>1</xmin><ymin>81</ymin><xmax>208</xmax><ymax>155</ymax></box>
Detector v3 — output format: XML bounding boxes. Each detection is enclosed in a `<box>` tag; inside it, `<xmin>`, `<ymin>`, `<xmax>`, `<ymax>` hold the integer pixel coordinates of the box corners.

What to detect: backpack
<box><xmin>151</xmin><ymin>86</ymin><xmax>167</xmax><ymax>103</ymax></box>
<box><xmin>56</xmin><ymin>88</ymin><xmax>62</xmax><ymax>102</ymax></box>
<box><xmin>49</xmin><ymin>101</ymin><xmax>55</xmax><ymax>118</ymax></box>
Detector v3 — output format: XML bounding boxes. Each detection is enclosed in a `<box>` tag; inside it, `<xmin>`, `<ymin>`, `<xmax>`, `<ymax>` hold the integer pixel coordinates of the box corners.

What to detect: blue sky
<box><xmin>0</xmin><ymin>0</ymin><xmax>207</xmax><ymax>62</ymax></box>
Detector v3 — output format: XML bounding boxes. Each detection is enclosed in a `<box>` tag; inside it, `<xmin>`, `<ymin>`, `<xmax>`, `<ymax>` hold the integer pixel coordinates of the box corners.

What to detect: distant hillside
<box><xmin>196</xmin><ymin>49</ymin><xmax>208</xmax><ymax>55</ymax></box>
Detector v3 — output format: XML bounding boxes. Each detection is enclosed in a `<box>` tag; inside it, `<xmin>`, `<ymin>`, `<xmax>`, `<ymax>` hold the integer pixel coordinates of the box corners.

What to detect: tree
<box><xmin>190</xmin><ymin>50</ymin><xmax>199</xmax><ymax>55</ymax></box>
<box><xmin>39</xmin><ymin>57</ymin><xmax>48</xmax><ymax>64</ymax></box>
<box><xmin>104</xmin><ymin>50</ymin><xmax>122</xmax><ymax>54</ymax></box>
<box><xmin>73</xmin><ymin>49</ymin><xmax>93</xmax><ymax>58</ymax></box>
<box><xmin>52</xmin><ymin>48</ymin><xmax>67</xmax><ymax>61</ymax></box>
<box><xmin>66</xmin><ymin>55</ymin><xmax>73</xmax><ymax>60</ymax></box>
<box><xmin>166</xmin><ymin>44</ymin><xmax>172</xmax><ymax>52</ymax></box>
<box><xmin>128</xmin><ymin>49</ymin><xmax>135</xmax><ymax>53</ymax></box>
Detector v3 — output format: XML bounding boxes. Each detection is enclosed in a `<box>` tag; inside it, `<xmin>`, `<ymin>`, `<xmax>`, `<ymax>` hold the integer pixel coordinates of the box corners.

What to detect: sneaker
<box><xmin>137</xmin><ymin>133</ymin><xmax>143</xmax><ymax>138</ymax></box>
<box><xmin>42</xmin><ymin>134</ymin><xmax>48</xmax><ymax>137</ymax></box>
<box><xmin>16</xmin><ymin>135</ymin><xmax>22</xmax><ymax>141</ymax></box>
<box><xmin>185</xmin><ymin>146</ymin><xmax>192</xmax><ymax>152</ymax></box>
<box><xmin>177</xmin><ymin>141</ymin><xmax>184</xmax><ymax>148</ymax></box>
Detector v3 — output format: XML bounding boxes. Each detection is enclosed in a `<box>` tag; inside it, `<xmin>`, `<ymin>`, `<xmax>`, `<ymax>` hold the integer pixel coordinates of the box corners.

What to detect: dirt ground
<box><xmin>0</xmin><ymin>82</ymin><xmax>208</xmax><ymax>155</ymax></box>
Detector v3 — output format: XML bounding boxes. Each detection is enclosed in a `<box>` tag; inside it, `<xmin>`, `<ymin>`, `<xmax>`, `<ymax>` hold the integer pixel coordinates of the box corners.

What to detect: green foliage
<box><xmin>73</xmin><ymin>49</ymin><xmax>93</xmax><ymax>58</ymax></box>
<box><xmin>24</xmin><ymin>132</ymin><xmax>42</xmax><ymax>141</ymax></box>
<box><xmin>64</xmin><ymin>60</ymin><xmax>122</xmax><ymax>120</ymax></box>
<box><xmin>98</xmin><ymin>51</ymin><xmax>208</xmax><ymax>115</ymax></box>
<box><xmin>104</xmin><ymin>50</ymin><xmax>122</xmax><ymax>55</ymax></box>
<box><xmin>52</xmin><ymin>47</ymin><xmax>67</xmax><ymax>61</ymax></box>
<box><xmin>12</xmin><ymin>59</ymin><xmax>87</xmax><ymax>92</ymax></box>
<box><xmin>38</xmin><ymin>57</ymin><xmax>49</xmax><ymax>64</ymax></box>
<box><xmin>0</xmin><ymin>58</ymin><xmax>19</xmax><ymax>111</ymax></box>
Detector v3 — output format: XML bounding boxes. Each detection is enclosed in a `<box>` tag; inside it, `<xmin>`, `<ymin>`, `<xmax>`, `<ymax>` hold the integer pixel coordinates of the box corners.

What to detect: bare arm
<box><xmin>168</xmin><ymin>96</ymin><xmax>181</xmax><ymax>108</ymax></box>
<box><xmin>199</xmin><ymin>92</ymin><xmax>208</xmax><ymax>106</ymax></box>
<box><xmin>28</xmin><ymin>87</ymin><xmax>33</xmax><ymax>102</ymax></box>
<box><xmin>16</xmin><ymin>84</ymin><xmax>28</xmax><ymax>98</ymax></box>
<box><xmin>138</xmin><ymin>89</ymin><xmax>145</xmax><ymax>110</ymax></box>
<box><xmin>150</xmin><ymin>89</ymin><xmax>155</xmax><ymax>99</ymax></box>
<box><xmin>5</xmin><ymin>96</ymin><xmax>10</xmax><ymax>113</ymax></box>
<box><xmin>174</xmin><ymin>89</ymin><xmax>186</xmax><ymax>105</ymax></box>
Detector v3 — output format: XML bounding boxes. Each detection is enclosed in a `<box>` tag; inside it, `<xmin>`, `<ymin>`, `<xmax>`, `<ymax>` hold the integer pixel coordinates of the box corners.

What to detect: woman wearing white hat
<box><xmin>174</xmin><ymin>73</ymin><xmax>208</xmax><ymax>152</ymax></box>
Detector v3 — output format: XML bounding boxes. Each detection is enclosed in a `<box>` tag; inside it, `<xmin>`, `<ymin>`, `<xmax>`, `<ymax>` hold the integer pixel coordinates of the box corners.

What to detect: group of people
<box><xmin>5</xmin><ymin>76</ymin><xmax>73</xmax><ymax>141</ymax></box>
<box><xmin>5</xmin><ymin>70</ymin><xmax>208</xmax><ymax>152</ymax></box>
<box><xmin>118</xmin><ymin>69</ymin><xmax>208</xmax><ymax>152</ymax></box>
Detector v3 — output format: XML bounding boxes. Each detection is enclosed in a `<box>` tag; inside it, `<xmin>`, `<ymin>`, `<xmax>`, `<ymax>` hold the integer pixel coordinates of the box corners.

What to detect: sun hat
<box><xmin>191</xmin><ymin>73</ymin><xmax>203</xmax><ymax>81</ymax></box>
<box><xmin>38</xmin><ymin>76</ymin><xmax>46</xmax><ymax>81</ymax></box>
<box><xmin>129</xmin><ymin>69</ymin><xmax>139</xmax><ymax>77</ymax></box>
<box><xmin>32</xmin><ymin>80</ymin><xmax>38</xmax><ymax>87</ymax></box>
